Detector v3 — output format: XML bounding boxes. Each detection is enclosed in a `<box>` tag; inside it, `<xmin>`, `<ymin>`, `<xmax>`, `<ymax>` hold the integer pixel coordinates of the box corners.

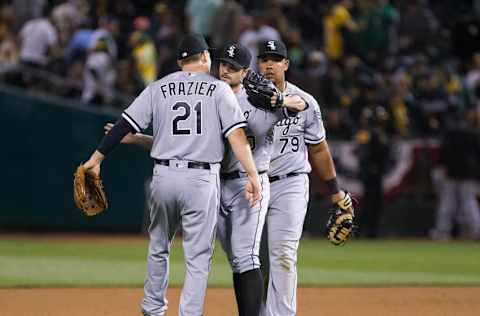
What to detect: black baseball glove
<box><xmin>243</xmin><ymin>70</ymin><xmax>283</xmax><ymax>111</ymax></box>
<box><xmin>326</xmin><ymin>192</ymin><xmax>357</xmax><ymax>246</ymax></box>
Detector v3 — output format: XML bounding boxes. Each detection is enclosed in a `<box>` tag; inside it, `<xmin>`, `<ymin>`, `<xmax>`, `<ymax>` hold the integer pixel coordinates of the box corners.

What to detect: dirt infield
<box><xmin>1</xmin><ymin>287</ymin><xmax>479</xmax><ymax>316</ymax></box>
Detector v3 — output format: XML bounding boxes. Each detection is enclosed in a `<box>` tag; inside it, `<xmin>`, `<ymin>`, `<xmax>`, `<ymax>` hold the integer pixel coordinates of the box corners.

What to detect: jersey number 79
<box><xmin>279</xmin><ymin>136</ymin><xmax>299</xmax><ymax>153</ymax></box>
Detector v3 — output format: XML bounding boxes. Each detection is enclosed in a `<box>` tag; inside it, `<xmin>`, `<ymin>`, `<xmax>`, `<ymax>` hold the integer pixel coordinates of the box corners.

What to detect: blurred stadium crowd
<box><xmin>1</xmin><ymin>0</ymin><xmax>480</xmax><ymax>140</ymax></box>
<box><xmin>0</xmin><ymin>0</ymin><xmax>479</xmax><ymax>239</ymax></box>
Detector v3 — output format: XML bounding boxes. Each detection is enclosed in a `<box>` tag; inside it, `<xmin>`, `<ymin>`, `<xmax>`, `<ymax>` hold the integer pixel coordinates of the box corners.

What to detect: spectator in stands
<box><xmin>285</xmin><ymin>27</ymin><xmax>306</xmax><ymax>70</ymax></box>
<box><xmin>18</xmin><ymin>11</ymin><xmax>58</xmax><ymax>69</ymax></box>
<box><xmin>0</xmin><ymin>4</ymin><xmax>15</xmax><ymax>39</ymax></box>
<box><xmin>414</xmin><ymin>70</ymin><xmax>449</xmax><ymax>134</ymax></box>
<box><xmin>67</xmin><ymin>18</ymin><xmax>94</xmax><ymax>64</ymax></box>
<box><xmin>130</xmin><ymin>30</ymin><xmax>158</xmax><ymax>88</ymax></box>
<box><xmin>186</xmin><ymin>0</ymin><xmax>223</xmax><ymax>41</ymax></box>
<box><xmin>290</xmin><ymin>50</ymin><xmax>328</xmax><ymax>104</ymax></box>
<box><xmin>430</xmin><ymin>110</ymin><xmax>480</xmax><ymax>240</ymax></box>
<box><xmin>239</xmin><ymin>10</ymin><xmax>281</xmax><ymax>69</ymax></box>
<box><xmin>0</xmin><ymin>4</ymin><xmax>18</xmax><ymax>74</ymax></box>
<box><xmin>397</xmin><ymin>0</ymin><xmax>439</xmax><ymax>56</ymax></box>
<box><xmin>82</xmin><ymin>38</ymin><xmax>116</xmax><ymax>105</ymax></box>
<box><xmin>89</xmin><ymin>16</ymin><xmax>119</xmax><ymax>61</ymax></box>
<box><xmin>0</xmin><ymin>32</ymin><xmax>19</xmax><ymax>74</ymax></box>
<box><xmin>266</xmin><ymin>0</ymin><xmax>290</xmax><ymax>41</ymax></box>
<box><xmin>151</xmin><ymin>2</ymin><xmax>183</xmax><ymax>78</ymax></box>
<box><xmin>355</xmin><ymin>0</ymin><xmax>399</xmax><ymax>64</ymax></box>
<box><xmin>116</xmin><ymin>59</ymin><xmax>137</xmax><ymax>98</ymax></box>
<box><xmin>465</xmin><ymin>52</ymin><xmax>480</xmax><ymax>92</ymax></box>
<box><xmin>210</xmin><ymin>0</ymin><xmax>244</xmax><ymax>48</ymax></box>
<box><xmin>323</xmin><ymin>0</ymin><xmax>359</xmax><ymax>61</ymax></box>
<box><xmin>356</xmin><ymin>106</ymin><xmax>391</xmax><ymax>238</ymax></box>
<box><xmin>51</xmin><ymin>0</ymin><xmax>89</xmax><ymax>48</ymax></box>
<box><xmin>12</xmin><ymin>0</ymin><xmax>47</xmax><ymax>31</ymax></box>
<box><xmin>388</xmin><ymin>74</ymin><xmax>410</xmax><ymax>137</ymax></box>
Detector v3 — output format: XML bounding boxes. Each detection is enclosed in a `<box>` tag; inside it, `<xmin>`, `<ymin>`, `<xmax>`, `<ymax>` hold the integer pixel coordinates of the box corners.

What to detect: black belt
<box><xmin>154</xmin><ymin>159</ymin><xmax>211</xmax><ymax>170</ymax></box>
<box><xmin>221</xmin><ymin>170</ymin><xmax>267</xmax><ymax>180</ymax></box>
<box><xmin>269</xmin><ymin>172</ymin><xmax>304</xmax><ymax>183</ymax></box>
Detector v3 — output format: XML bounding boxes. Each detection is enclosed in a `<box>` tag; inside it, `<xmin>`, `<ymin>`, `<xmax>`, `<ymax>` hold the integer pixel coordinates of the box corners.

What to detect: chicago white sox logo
<box><xmin>227</xmin><ymin>45</ymin><xmax>236</xmax><ymax>57</ymax></box>
<box><xmin>267</xmin><ymin>41</ymin><xmax>276</xmax><ymax>50</ymax></box>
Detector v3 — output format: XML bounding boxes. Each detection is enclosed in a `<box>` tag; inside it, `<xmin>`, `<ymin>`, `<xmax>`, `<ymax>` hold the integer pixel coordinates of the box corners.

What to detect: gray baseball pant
<box><xmin>217</xmin><ymin>173</ymin><xmax>270</xmax><ymax>273</ymax></box>
<box><xmin>141</xmin><ymin>162</ymin><xmax>220</xmax><ymax>316</ymax></box>
<box><xmin>261</xmin><ymin>174</ymin><xmax>309</xmax><ymax>316</ymax></box>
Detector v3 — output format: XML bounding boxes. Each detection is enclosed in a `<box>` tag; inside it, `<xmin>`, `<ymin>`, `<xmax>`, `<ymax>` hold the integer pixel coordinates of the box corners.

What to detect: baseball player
<box><xmin>256</xmin><ymin>40</ymin><xmax>353</xmax><ymax>316</ymax></box>
<box><xmin>82</xmin><ymin>34</ymin><xmax>262</xmax><ymax>316</ymax></box>
<box><xmin>215</xmin><ymin>43</ymin><xmax>306</xmax><ymax>316</ymax></box>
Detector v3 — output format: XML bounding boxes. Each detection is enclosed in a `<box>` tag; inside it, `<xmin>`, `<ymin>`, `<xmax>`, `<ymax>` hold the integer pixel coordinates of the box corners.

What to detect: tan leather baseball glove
<box><xmin>326</xmin><ymin>192</ymin><xmax>356</xmax><ymax>246</ymax></box>
<box><xmin>73</xmin><ymin>164</ymin><xmax>108</xmax><ymax>216</ymax></box>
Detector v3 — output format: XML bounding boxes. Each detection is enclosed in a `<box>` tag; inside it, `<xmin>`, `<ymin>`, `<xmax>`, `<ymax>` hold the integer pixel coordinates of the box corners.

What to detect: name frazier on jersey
<box><xmin>159</xmin><ymin>81</ymin><xmax>217</xmax><ymax>98</ymax></box>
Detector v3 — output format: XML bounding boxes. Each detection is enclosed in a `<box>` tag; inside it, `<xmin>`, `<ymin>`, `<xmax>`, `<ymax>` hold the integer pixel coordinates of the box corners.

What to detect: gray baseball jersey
<box><xmin>130</xmin><ymin>71</ymin><xmax>246</xmax><ymax>316</ymax></box>
<box><xmin>123</xmin><ymin>71</ymin><xmax>247</xmax><ymax>163</ymax></box>
<box><xmin>268</xmin><ymin>82</ymin><xmax>326</xmax><ymax>177</ymax></box>
<box><xmin>221</xmin><ymin>87</ymin><xmax>278</xmax><ymax>173</ymax></box>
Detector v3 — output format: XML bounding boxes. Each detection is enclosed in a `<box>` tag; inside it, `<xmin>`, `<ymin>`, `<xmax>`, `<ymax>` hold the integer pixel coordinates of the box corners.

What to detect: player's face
<box><xmin>219</xmin><ymin>62</ymin><xmax>247</xmax><ymax>87</ymax></box>
<box><xmin>258</xmin><ymin>55</ymin><xmax>289</xmax><ymax>86</ymax></box>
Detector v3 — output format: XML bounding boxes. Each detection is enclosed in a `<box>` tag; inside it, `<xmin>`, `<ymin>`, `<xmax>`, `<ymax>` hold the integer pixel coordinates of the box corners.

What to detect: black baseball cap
<box><xmin>177</xmin><ymin>33</ymin><xmax>209</xmax><ymax>60</ymax></box>
<box><xmin>257</xmin><ymin>40</ymin><xmax>288</xmax><ymax>59</ymax></box>
<box><xmin>217</xmin><ymin>43</ymin><xmax>252</xmax><ymax>70</ymax></box>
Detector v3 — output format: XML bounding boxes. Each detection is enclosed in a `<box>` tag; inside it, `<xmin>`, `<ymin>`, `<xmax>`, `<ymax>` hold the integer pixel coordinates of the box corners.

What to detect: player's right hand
<box><xmin>246</xmin><ymin>174</ymin><xmax>262</xmax><ymax>207</ymax></box>
<box><xmin>104</xmin><ymin>123</ymin><xmax>137</xmax><ymax>144</ymax></box>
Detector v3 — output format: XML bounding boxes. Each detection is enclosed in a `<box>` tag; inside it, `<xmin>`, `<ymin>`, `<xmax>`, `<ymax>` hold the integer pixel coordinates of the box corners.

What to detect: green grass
<box><xmin>0</xmin><ymin>238</ymin><xmax>479</xmax><ymax>287</ymax></box>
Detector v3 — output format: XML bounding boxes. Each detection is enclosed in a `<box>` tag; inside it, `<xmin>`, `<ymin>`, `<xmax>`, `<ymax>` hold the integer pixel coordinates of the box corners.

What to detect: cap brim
<box><xmin>217</xmin><ymin>58</ymin><xmax>245</xmax><ymax>70</ymax></box>
<box><xmin>257</xmin><ymin>52</ymin><xmax>287</xmax><ymax>59</ymax></box>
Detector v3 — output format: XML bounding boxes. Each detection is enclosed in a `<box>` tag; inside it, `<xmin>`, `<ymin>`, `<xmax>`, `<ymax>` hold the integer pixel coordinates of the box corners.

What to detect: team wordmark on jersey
<box><xmin>275</xmin><ymin>116</ymin><xmax>301</xmax><ymax>135</ymax></box>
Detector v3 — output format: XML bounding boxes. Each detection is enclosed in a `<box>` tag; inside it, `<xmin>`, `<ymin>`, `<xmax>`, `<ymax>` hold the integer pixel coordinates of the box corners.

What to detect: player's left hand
<box><xmin>331</xmin><ymin>190</ymin><xmax>354</xmax><ymax>215</ymax></box>
<box><xmin>282</xmin><ymin>95</ymin><xmax>306</xmax><ymax>112</ymax></box>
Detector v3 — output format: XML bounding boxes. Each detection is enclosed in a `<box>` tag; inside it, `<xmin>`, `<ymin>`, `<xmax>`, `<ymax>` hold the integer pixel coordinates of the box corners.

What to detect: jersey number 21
<box><xmin>171</xmin><ymin>101</ymin><xmax>202</xmax><ymax>135</ymax></box>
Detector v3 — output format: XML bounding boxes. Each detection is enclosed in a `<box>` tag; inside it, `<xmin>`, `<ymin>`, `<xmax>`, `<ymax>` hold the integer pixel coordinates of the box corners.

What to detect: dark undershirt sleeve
<box><xmin>97</xmin><ymin>117</ymin><xmax>137</xmax><ymax>156</ymax></box>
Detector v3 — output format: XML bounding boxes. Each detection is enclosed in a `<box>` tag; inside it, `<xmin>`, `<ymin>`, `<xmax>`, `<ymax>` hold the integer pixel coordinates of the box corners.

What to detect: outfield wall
<box><xmin>0</xmin><ymin>85</ymin><xmax>151</xmax><ymax>232</ymax></box>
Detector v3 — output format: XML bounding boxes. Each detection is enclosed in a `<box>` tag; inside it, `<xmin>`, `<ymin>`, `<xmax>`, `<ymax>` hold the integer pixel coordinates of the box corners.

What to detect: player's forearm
<box><xmin>308</xmin><ymin>141</ymin><xmax>344</xmax><ymax>203</ymax></box>
<box><xmin>283</xmin><ymin>95</ymin><xmax>307</xmax><ymax>112</ymax></box>
<box><xmin>97</xmin><ymin>118</ymin><xmax>136</xmax><ymax>156</ymax></box>
<box><xmin>309</xmin><ymin>141</ymin><xmax>336</xmax><ymax>180</ymax></box>
<box><xmin>227</xmin><ymin>128</ymin><xmax>259</xmax><ymax>177</ymax></box>
<box><xmin>134</xmin><ymin>134</ymin><xmax>153</xmax><ymax>150</ymax></box>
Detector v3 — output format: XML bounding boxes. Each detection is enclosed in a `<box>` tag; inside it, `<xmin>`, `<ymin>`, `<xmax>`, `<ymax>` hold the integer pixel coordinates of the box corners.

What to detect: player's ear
<box><xmin>240</xmin><ymin>68</ymin><xmax>249</xmax><ymax>80</ymax></box>
<box><xmin>283</xmin><ymin>59</ymin><xmax>290</xmax><ymax>71</ymax></box>
<box><xmin>201</xmin><ymin>50</ymin><xmax>209</xmax><ymax>63</ymax></box>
